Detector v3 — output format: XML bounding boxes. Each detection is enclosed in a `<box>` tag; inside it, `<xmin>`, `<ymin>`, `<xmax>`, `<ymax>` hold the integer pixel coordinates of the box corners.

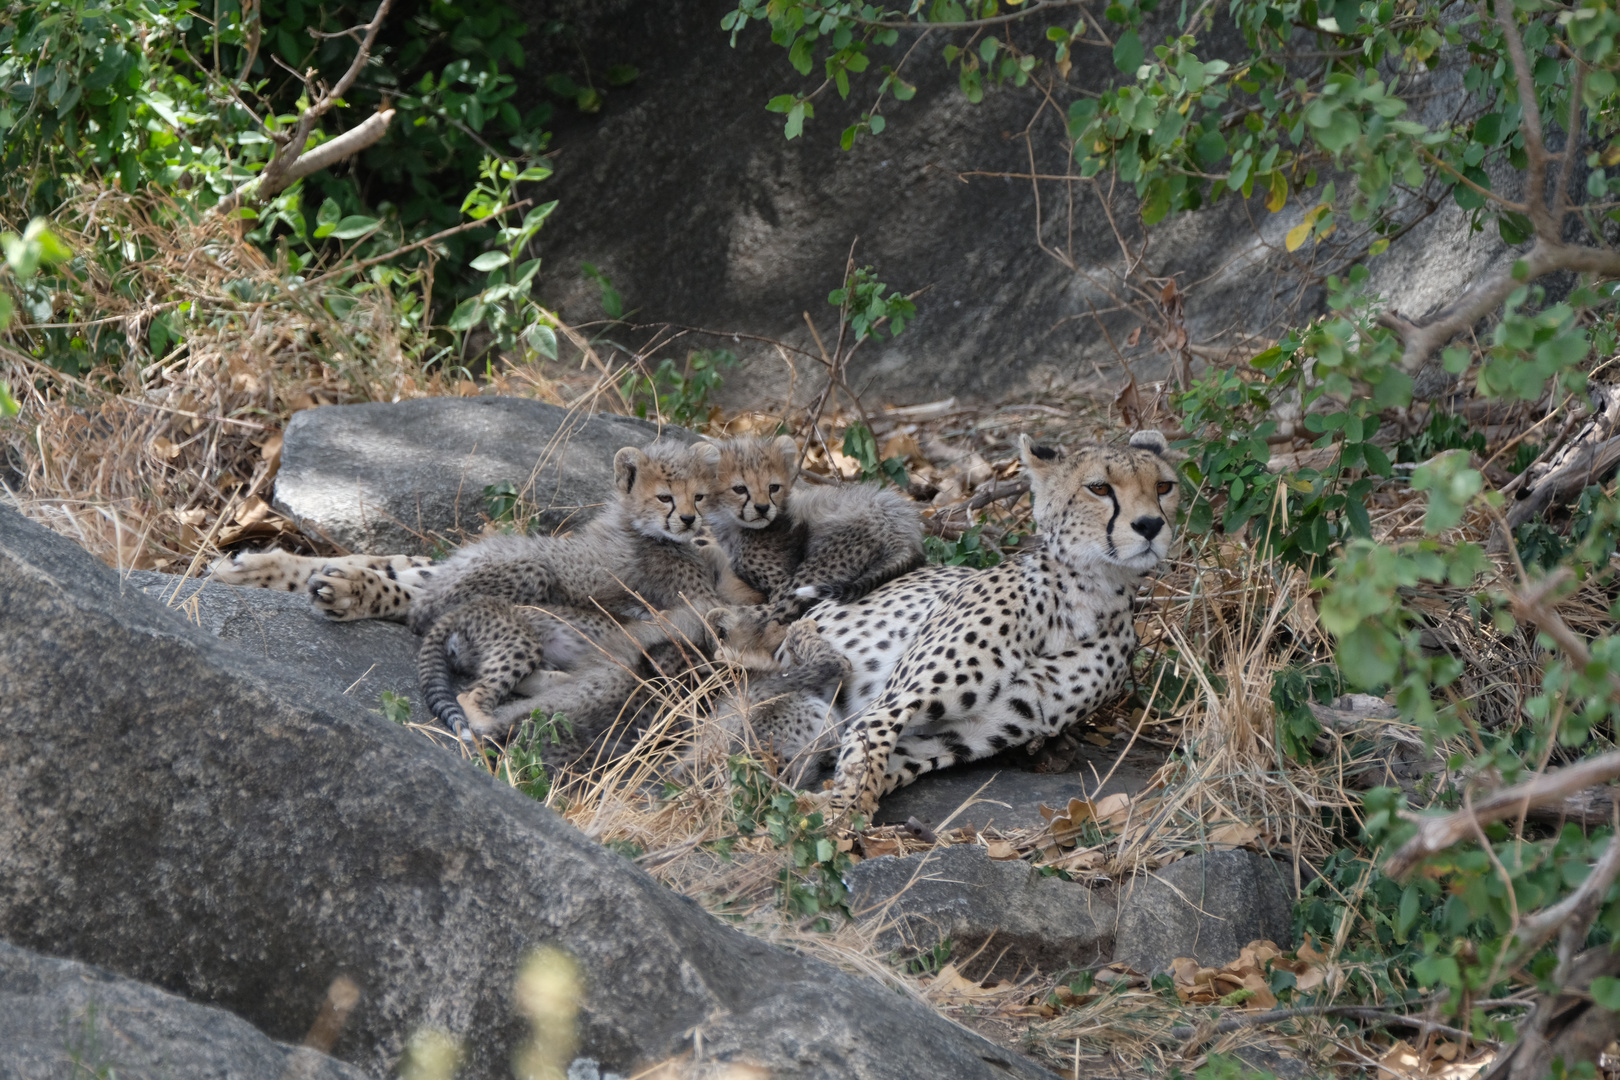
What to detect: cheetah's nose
<box><xmin>754</xmin><ymin>503</ymin><xmax>770</xmax><ymax>516</ymax></box>
<box><xmin>1131</xmin><ymin>515</ymin><xmax>1164</xmax><ymax>541</ymax></box>
<box><xmin>680</xmin><ymin>514</ymin><xmax>697</xmax><ymax>527</ymax></box>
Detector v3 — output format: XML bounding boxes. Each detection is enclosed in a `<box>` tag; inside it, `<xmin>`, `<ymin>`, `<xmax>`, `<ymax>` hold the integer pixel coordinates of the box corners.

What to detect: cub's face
<box><xmin>1019</xmin><ymin>430</ymin><xmax>1180</xmax><ymax>572</ymax></box>
<box><xmin>711</xmin><ymin>435</ymin><xmax>798</xmax><ymax>529</ymax></box>
<box><xmin>613</xmin><ymin>441</ymin><xmax>722</xmax><ymax>542</ymax></box>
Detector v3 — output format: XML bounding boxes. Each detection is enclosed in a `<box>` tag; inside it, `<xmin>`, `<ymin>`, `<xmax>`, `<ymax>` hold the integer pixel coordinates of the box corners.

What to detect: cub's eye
<box><xmin>768</xmin><ymin>483</ymin><xmax>781</xmax><ymax>493</ymax></box>
<box><xmin>1157</xmin><ymin>480</ymin><xmax>1175</xmax><ymax>496</ymax></box>
<box><xmin>693</xmin><ymin>493</ymin><xmax>705</xmax><ymax>501</ymax></box>
<box><xmin>657</xmin><ymin>494</ymin><xmax>674</xmax><ymax>504</ymax></box>
<box><xmin>732</xmin><ymin>485</ymin><xmax>748</xmax><ymax>495</ymax></box>
<box><xmin>1087</xmin><ymin>483</ymin><xmax>1113</xmax><ymax>497</ymax></box>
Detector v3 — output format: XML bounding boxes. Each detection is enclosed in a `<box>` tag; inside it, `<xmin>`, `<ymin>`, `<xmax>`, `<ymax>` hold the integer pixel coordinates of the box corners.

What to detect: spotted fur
<box><xmin>808</xmin><ymin>430</ymin><xmax>1180</xmax><ymax>814</ymax></box>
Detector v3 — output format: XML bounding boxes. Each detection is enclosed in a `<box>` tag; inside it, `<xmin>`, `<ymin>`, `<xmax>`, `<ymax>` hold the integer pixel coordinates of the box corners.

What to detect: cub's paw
<box><xmin>209</xmin><ymin>549</ymin><xmax>307</xmax><ymax>591</ymax></box>
<box><xmin>308</xmin><ymin>566</ymin><xmax>380</xmax><ymax>620</ymax></box>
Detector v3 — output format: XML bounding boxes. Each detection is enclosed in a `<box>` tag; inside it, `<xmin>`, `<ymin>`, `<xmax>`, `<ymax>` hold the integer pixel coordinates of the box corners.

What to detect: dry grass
<box><xmin>7</xmin><ymin>188</ymin><xmax>1611</xmax><ymax>1079</ymax></box>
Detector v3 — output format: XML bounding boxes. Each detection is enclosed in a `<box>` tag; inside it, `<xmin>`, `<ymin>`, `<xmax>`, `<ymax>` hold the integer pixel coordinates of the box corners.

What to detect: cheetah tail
<box><xmin>417</xmin><ymin>617</ymin><xmax>475</xmax><ymax>743</ymax></box>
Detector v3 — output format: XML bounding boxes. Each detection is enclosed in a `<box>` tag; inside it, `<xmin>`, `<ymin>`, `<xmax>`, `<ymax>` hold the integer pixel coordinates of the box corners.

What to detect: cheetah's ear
<box><xmin>1129</xmin><ymin>430</ymin><xmax>1168</xmax><ymax>455</ymax></box>
<box><xmin>772</xmin><ymin>434</ymin><xmax>800</xmax><ymax>479</ymax></box>
<box><xmin>1018</xmin><ymin>434</ymin><xmax>1062</xmax><ymax>478</ymax></box>
<box><xmin>614</xmin><ymin>446</ymin><xmax>649</xmax><ymax>493</ymax></box>
<box><xmin>690</xmin><ymin>440</ymin><xmax>722</xmax><ymax>469</ymax></box>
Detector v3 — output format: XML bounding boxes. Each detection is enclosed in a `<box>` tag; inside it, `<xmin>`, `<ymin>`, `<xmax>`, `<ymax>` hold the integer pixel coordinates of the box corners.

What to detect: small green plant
<box><xmin>728</xmin><ymin>755</ymin><xmax>853</xmax><ymax>928</ymax></box>
<box><xmin>840</xmin><ymin>422</ymin><xmax>908</xmax><ymax>487</ymax></box>
<box><xmin>1269</xmin><ymin>663</ymin><xmax>1343</xmax><ymax>762</ymax></box>
<box><xmin>1509</xmin><ymin>441</ymin><xmax>1542</xmax><ymax>475</ymax></box>
<box><xmin>580</xmin><ymin>262</ymin><xmax>625</xmax><ymax>321</ymax></box>
<box><xmin>495</xmin><ymin>711</ymin><xmax>574</xmax><ymax>801</ymax></box>
<box><xmin>483</xmin><ymin>481</ymin><xmax>522</xmax><ymax>524</ymax></box>
<box><xmin>620</xmin><ymin>349</ymin><xmax>738</xmax><ymax>427</ymax></box>
<box><xmin>902</xmin><ymin>938</ymin><xmax>954</xmax><ymax>976</ymax></box>
<box><xmin>379</xmin><ymin>691</ymin><xmax>413</xmax><ymax>725</ymax></box>
<box><xmin>827</xmin><ymin>265</ymin><xmax>914</xmax><ymax>341</ymax></box>
<box><xmin>923</xmin><ymin>524</ymin><xmax>1002</xmax><ymax>568</ymax></box>
<box><xmin>1396</xmin><ymin>411</ymin><xmax>1486</xmax><ymax>464</ymax></box>
<box><xmin>0</xmin><ymin>218</ymin><xmax>73</xmax><ymax>406</ymax></box>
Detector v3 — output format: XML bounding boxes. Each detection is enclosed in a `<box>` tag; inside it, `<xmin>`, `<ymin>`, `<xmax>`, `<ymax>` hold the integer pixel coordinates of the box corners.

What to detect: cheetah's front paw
<box><xmin>308</xmin><ymin>566</ymin><xmax>374</xmax><ymax>620</ymax></box>
<box><xmin>209</xmin><ymin>549</ymin><xmax>307</xmax><ymax>592</ymax></box>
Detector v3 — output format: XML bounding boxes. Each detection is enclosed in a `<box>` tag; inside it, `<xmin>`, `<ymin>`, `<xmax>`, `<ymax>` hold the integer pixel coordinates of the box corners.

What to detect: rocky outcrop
<box><xmin>0</xmin><ymin>940</ymin><xmax>372</xmax><ymax>1080</ymax></box>
<box><xmin>0</xmin><ymin>503</ymin><xmax>1053</xmax><ymax>1080</ymax></box>
<box><xmin>272</xmin><ymin>398</ymin><xmax>692</xmax><ymax>555</ymax></box>
<box><xmin>122</xmin><ymin>569</ymin><xmax>426</xmax><ymax>721</ymax></box>
<box><xmin>845</xmin><ymin>845</ymin><xmax>1114</xmax><ymax>976</ymax></box>
<box><xmin>1112</xmin><ymin>851</ymin><xmax>1296</xmax><ymax>975</ymax></box>
<box><xmin>514</xmin><ymin>2</ymin><xmax>1506</xmax><ymax>407</ymax></box>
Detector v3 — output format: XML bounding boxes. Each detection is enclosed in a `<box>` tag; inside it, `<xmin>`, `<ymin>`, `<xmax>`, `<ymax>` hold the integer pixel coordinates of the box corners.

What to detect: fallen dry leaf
<box><xmin>922</xmin><ymin>962</ymin><xmax>1013</xmax><ymax>1005</ymax></box>
<box><xmin>1206</xmin><ymin>822</ymin><xmax>1261</xmax><ymax>849</ymax></box>
<box><xmin>984</xmin><ymin>839</ymin><xmax>1021</xmax><ymax>860</ymax></box>
<box><xmin>1041</xmin><ymin>793</ymin><xmax>1133</xmax><ymax>846</ymax></box>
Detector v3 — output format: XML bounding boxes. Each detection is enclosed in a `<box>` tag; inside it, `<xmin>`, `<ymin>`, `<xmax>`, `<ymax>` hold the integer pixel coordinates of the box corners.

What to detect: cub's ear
<box><xmin>613</xmin><ymin>446</ymin><xmax>649</xmax><ymax>493</ymax></box>
<box><xmin>690</xmin><ymin>440</ymin><xmax>722</xmax><ymax>469</ymax></box>
<box><xmin>1129</xmin><ymin>430</ymin><xmax>1168</xmax><ymax>455</ymax></box>
<box><xmin>772</xmin><ymin>434</ymin><xmax>800</xmax><ymax>477</ymax></box>
<box><xmin>1018</xmin><ymin>434</ymin><xmax>1062</xmax><ymax>476</ymax></box>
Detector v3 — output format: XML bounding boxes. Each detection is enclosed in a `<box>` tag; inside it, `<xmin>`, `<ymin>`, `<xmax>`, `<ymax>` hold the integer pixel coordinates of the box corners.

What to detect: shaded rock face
<box><xmin>273</xmin><ymin>398</ymin><xmax>692</xmax><ymax>555</ymax></box>
<box><xmin>0</xmin><ymin>940</ymin><xmax>371</xmax><ymax>1080</ymax></box>
<box><xmin>515</xmin><ymin>2</ymin><xmax>1503</xmax><ymax>406</ymax></box>
<box><xmin>0</xmin><ymin>505</ymin><xmax>1055</xmax><ymax>1080</ymax></box>
<box><xmin>1112</xmin><ymin>851</ymin><xmax>1296</xmax><ymax>975</ymax></box>
<box><xmin>121</xmin><ymin>569</ymin><xmax>426</xmax><ymax>722</ymax></box>
<box><xmin>846</xmin><ymin>845</ymin><xmax>1114</xmax><ymax>976</ymax></box>
<box><xmin>845</xmin><ymin>847</ymin><xmax>1295</xmax><ymax>980</ymax></box>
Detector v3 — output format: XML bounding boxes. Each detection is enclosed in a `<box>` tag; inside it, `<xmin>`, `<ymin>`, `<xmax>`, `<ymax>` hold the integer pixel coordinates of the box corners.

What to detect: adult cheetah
<box><xmin>802</xmin><ymin>430</ymin><xmax>1180</xmax><ymax>814</ymax></box>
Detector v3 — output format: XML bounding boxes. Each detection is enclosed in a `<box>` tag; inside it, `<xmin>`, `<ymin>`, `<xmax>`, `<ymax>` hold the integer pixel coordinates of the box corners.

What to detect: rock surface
<box><xmin>514</xmin><ymin>2</ymin><xmax>1507</xmax><ymax>407</ymax></box>
<box><xmin>122</xmin><ymin>569</ymin><xmax>426</xmax><ymax>722</ymax></box>
<box><xmin>1112</xmin><ymin>851</ymin><xmax>1296</xmax><ymax>975</ymax></box>
<box><xmin>871</xmin><ymin>740</ymin><xmax>1162</xmax><ymax>832</ymax></box>
<box><xmin>273</xmin><ymin>398</ymin><xmax>692</xmax><ymax>555</ymax></box>
<box><xmin>845</xmin><ymin>845</ymin><xmax>1114</xmax><ymax>976</ymax></box>
<box><xmin>0</xmin><ymin>939</ymin><xmax>370</xmax><ymax>1080</ymax></box>
<box><xmin>0</xmin><ymin>504</ymin><xmax>1053</xmax><ymax>1080</ymax></box>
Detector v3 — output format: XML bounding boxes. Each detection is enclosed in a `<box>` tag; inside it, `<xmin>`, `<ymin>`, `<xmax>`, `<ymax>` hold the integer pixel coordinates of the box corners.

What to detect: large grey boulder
<box><xmin>0</xmin><ymin>504</ymin><xmax>1053</xmax><ymax>1080</ymax></box>
<box><xmin>1112</xmin><ymin>851</ymin><xmax>1296</xmax><ymax>976</ymax></box>
<box><xmin>0</xmin><ymin>940</ymin><xmax>371</xmax><ymax>1080</ymax></box>
<box><xmin>516</xmin><ymin>2</ymin><xmax>1505</xmax><ymax>407</ymax></box>
<box><xmin>121</xmin><ymin>569</ymin><xmax>426</xmax><ymax>722</ymax></box>
<box><xmin>273</xmin><ymin>398</ymin><xmax>693</xmax><ymax>555</ymax></box>
<box><xmin>845</xmin><ymin>845</ymin><xmax>1114</xmax><ymax>976</ymax></box>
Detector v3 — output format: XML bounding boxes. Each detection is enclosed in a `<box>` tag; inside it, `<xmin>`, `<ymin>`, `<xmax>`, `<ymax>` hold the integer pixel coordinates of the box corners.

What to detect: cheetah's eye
<box><xmin>768</xmin><ymin>483</ymin><xmax>781</xmax><ymax>493</ymax></box>
<box><xmin>694</xmin><ymin>493</ymin><xmax>705</xmax><ymax>501</ymax></box>
<box><xmin>732</xmin><ymin>485</ymin><xmax>748</xmax><ymax>495</ymax></box>
<box><xmin>1087</xmin><ymin>483</ymin><xmax>1113</xmax><ymax>498</ymax></box>
<box><xmin>657</xmin><ymin>494</ymin><xmax>674</xmax><ymax>504</ymax></box>
<box><xmin>1157</xmin><ymin>480</ymin><xmax>1175</xmax><ymax>496</ymax></box>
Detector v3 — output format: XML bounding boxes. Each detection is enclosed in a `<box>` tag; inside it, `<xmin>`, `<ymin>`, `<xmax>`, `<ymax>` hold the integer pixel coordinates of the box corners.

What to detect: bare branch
<box><xmin>1385</xmin><ymin>750</ymin><xmax>1620</xmax><ymax>878</ymax></box>
<box><xmin>1504</xmin><ymin>827</ymin><xmax>1620</xmax><ymax>973</ymax></box>
<box><xmin>1491</xmin><ymin>0</ymin><xmax>1555</xmax><ymax>236</ymax></box>
<box><xmin>1379</xmin><ymin>240</ymin><xmax>1620</xmax><ymax>371</ymax></box>
<box><xmin>217</xmin><ymin>0</ymin><xmax>394</xmax><ymax>211</ymax></box>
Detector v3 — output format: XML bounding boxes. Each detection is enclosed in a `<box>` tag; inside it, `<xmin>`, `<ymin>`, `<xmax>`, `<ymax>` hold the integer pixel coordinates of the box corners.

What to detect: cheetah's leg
<box><xmin>830</xmin><ymin>697</ymin><xmax>920</xmax><ymax>816</ymax></box>
<box><xmin>210</xmin><ymin>549</ymin><xmax>436</xmax><ymax>622</ymax></box>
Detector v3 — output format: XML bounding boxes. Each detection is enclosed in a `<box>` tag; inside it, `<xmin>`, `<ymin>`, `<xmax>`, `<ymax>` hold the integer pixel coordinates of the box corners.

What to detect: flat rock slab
<box><xmin>1113</xmin><ymin>851</ymin><xmax>1296</xmax><ymax>975</ymax></box>
<box><xmin>845</xmin><ymin>845</ymin><xmax>1114</xmax><ymax>977</ymax></box>
<box><xmin>122</xmin><ymin>570</ymin><xmax>426</xmax><ymax>722</ymax></box>
<box><xmin>871</xmin><ymin>741</ymin><xmax>1163</xmax><ymax>832</ymax></box>
<box><xmin>0</xmin><ymin>505</ymin><xmax>1054</xmax><ymax>1080</ymax></box>
<box><xmin>0</xmin><ymin>939</ymin><xmax>370</xmax><ymax>1080</ymax></box>
<box><xmin>274</xmin><ymin>398</ymin><xmax>692</xmax><ymax>555</ymax></box>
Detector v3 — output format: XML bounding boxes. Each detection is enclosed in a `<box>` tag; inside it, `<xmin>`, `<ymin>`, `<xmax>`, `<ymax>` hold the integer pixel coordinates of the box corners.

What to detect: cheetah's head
<box><xmin>1018</xmin><ymin>430</ymin><xmax>1179</xmax><ymax>572</ymax></box>
<box><xmin>613</xmin><ymin>438</ymin><xmax>723</xmax><ymax>542</ymax></box>
<box><xmin>709</xmin><ymin>434</ymin><xmax>798</xmax><ymax>529</ymax></box>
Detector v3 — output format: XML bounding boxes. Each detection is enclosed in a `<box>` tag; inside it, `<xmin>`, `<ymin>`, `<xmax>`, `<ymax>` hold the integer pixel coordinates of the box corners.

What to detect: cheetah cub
<box><xmin>805</xmin><ymin>430</ymin><xmax>1180</xmax><ymax>814</ymax></box>
<box><xmin>410</xmin><ymin>438</ymin><xmax>754</xmax><ymax>740</ymax></box>
<box><xmin>705</xmin><ymin>434</ymin><xmax>924</xmax><ymax>659</ymax></box>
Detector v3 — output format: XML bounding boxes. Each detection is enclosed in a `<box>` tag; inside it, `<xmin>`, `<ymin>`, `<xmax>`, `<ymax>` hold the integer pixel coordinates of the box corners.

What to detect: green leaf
<box><xmin>470</xmin><ymin>251</ymin><xmax>510</xmax><ymax>271</ymax></box>
<box><xmin>1338</xmin><ymin>622</ymin><xmax>1399</xmax><ymax>689</ymax></box>
<box><xmin>785</xmin><ymin>101</ymin><xmax>807</xmax><ymax>139</ymax></box>
<box><xmin>1591</xmin><ymin>976</ymin><xmax>1620</xmax><ymax>1011</ymax></box>
<box><xmin>0</xmin><ymin>379</ymin><xmax>17</xmax><ymax>416</ymax></box>
<box><xmin>1112</xmin><ymin>30</ymin><xmax>1143</xmax><ymax>75</ymax></box>
<box><xmin>524</xmin><ymin>323</ymin><xmax>557</xmax><ymax>360</ymax></box>
<box><xmin>447</xmin><ymin>297</ymin><xmax>486</xmax><ymax>331</ymax></box>
<box><xmin>329</xmin><ymin>215</ymin><xmax>379</xmax><ymax>239</ymax></box>
<box><xmin>606</xmin><ymin>64</ymin><xmax>640</xmax><ymax>86</ymax></box>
